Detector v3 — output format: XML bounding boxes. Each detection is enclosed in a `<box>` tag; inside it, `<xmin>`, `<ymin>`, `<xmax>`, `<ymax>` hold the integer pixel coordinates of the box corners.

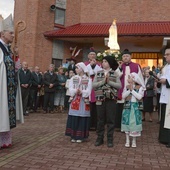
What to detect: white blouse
<box><xmin>122</xmin><ymin>85</ymin><xmax>144</xmax><ymax>102</ymax></box>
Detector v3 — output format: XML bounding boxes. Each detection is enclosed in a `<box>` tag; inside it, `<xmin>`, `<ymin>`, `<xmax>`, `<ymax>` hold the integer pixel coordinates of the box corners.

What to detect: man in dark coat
<box><xmin>43</xmin><ymin>64</ymin><xmax>58</xmax><ymax>113</ymax></box>
<box><xmin>19</xmin><ymin>61</ymin><xmax>32</xmax><ymax>116</ymax></box>
<box><xmin>67</xmin><ymin>58</ymin><xmax>76</xmax><ymax>74</ymax></box>
<box><xmin>29</xmin><ymin>66</ymin><xmax>42</xmax><ymax>112</ymax></box>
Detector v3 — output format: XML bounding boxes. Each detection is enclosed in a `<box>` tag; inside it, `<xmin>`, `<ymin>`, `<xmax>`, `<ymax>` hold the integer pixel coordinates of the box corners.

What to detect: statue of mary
<box><xmin>108</xmin><ymin>19</ymin><xmax>120</xmax><ymax>50</ymax></box>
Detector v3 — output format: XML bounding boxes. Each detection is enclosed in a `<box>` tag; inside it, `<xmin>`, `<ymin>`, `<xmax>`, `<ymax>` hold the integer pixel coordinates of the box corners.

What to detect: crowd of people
<box><xmin>15</xmin><ymin>49</ymin><xmax>168</xmax><ymax>149</ymax></box>
<box><xmin>1</xmin><ymin>15</ymin><xmax>170</xmax><ymax>150</ymax></box>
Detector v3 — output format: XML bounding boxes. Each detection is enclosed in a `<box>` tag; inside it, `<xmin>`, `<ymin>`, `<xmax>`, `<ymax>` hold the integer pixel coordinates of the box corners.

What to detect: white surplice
<box><xmin>0</xmin><ymin>48</ymin><xmax>10</xmax><ymax>132</ymax></box>
<box><xmin>159</xmin><ymin>64</ymin><xmax>170</xmax><ymax>129</ymax></box>
<box><xmin>86</xmin><ymin>64</ymin><xmax>102</xmax><ymax>76</ymax></box>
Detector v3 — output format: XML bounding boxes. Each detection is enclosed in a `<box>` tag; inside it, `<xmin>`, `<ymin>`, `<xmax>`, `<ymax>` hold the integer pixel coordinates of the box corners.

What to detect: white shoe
<box><xmin>131</xmin><ymin>143</ymin><xmax>136</xmax><ymax>148</ymax></box>
<box><xmin>125</xmin><ymin>142</ymin><xmax>130</xmax><ymax>147</ymax></box>
<box><xmin>132</xmin><ymin>137</ymin><xmax>136</xmax><ymax>147</ymax></box>
<box><xmin>71</xmin><ymin>139</ymin><xmax>76</xmax><ymax>143</ymax></box>
<box><xmin>76</xmin><ymin>140</ymin><xmax>82</xmax><ymax>143</ymax></box>
<box><xmin>26</xmin><ymin>110</ymin><xmax>29</xmax><ymax>114</ymax></box>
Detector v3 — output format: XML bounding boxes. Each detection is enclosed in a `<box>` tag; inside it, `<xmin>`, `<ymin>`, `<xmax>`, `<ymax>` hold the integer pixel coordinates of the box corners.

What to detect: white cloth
<box><xmin>0</xmin><ymin>47</ymin><xmax>24</xmax><ymax>133</ymax></box>
<box><xmin>122</xmin><ymin>85</ymin><xmax>144</xmax><ymax>102</ymax></box>
<box><xmin>160</xmin><ymin>64</ymin><xmax>170</xmax><ymax>104</ymax></box>
<box><xmin>16</xmin><ymin>70</ymin><xmax>24</xmax><ymax>123</ymax></box>
<box><xmin>0</xmin><ymin>48</ymin><xmax>10</xmax><ymax>132</ymax></box>
<box><xmin>118</xmin><ymin>66</ymin><xmax>130</xmax><ymax>103</ymax></box>
<box><xmin>122</xmin><ymin>72</ymin><xmax>145</xmax><ymax>101</ymax></box>
<box><xmin>108</xmin><ymin>20</ymin><xmax>120</xmax><ymax>50</ymax></box>
<box><xmin>65</xmin><ymin>79</ymin><xmax>71</xmax><ymax>96</ymax></box>
<box><xmin>131</xmin><ymin>72</ymin><xmax>145</xmax><ymax>89</ymax></box>
<box><xmin>76</xmin><ymin>62</ymin><xmax>88</xmax><ymax>73</ymax></box>
<box><xmin>0</xmin><ymin>14</ymin><xmax>14</xmax><ymax>32</ymax></box>
<box><xmin>159</xmin><ymin>64</ymin><xmax>170</xmax><ymax>129</ymax></box>
<box><xmin>86</xmin><ymin>64</ymin><xmax>102</xmax><ymax>76</ymax></box>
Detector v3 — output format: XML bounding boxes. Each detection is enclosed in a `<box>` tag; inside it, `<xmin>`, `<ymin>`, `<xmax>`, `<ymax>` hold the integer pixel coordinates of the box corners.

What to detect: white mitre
<box><xmin>0</xmin><ymin>14</ymin><xmax>14</xmax><ymax>32</ymax></box>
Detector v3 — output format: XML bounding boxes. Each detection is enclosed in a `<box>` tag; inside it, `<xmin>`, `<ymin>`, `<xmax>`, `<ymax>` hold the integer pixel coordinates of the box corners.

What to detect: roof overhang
<box><xmin>44</xmin><ymin>21</ymin><xmax>170</xmax><ymax>39</ymax></box>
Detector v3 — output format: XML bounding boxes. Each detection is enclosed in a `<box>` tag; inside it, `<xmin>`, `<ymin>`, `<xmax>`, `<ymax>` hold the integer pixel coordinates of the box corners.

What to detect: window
<box><xmin>52</xmin><ymin>59</ymin><xmax>62</xmax><ymax>69</ymax></box>
<box><xmin>55</xmin><ymin>8</ymin><xmax>65</xmax><ymax>25</ymax></box>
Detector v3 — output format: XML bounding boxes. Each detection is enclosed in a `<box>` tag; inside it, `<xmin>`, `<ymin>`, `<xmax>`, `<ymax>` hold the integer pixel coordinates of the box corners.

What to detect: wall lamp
<box><xmin>50</xmin><ymin>5</ymin><xmax>56</xmax><ymax>11</ymax></box>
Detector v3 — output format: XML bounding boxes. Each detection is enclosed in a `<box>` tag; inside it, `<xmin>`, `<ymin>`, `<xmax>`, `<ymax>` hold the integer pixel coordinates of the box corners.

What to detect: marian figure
<box><xmin>108</xmin><ymin>19</ymin><xmax>120</xmax><ymax>50</ymax></box>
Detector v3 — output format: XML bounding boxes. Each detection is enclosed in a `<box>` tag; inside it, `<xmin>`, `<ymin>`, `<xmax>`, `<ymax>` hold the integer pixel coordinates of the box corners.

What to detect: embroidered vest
<box><xmin>72</xmin><ymin>75</ymin><xmax>90</xmax><ymax>104</ymax></box>
<box><xmin>95</xmin><ymin>70</ymin><xmax>118</xmax><ymax>102</ymax></box>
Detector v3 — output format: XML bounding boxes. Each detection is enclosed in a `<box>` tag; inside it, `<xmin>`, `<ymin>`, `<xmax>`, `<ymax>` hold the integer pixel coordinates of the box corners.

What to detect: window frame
<box><xmin>54</xmin><ymin>7</ymin><xmax>65</xmax><ymax>26</ymax></box>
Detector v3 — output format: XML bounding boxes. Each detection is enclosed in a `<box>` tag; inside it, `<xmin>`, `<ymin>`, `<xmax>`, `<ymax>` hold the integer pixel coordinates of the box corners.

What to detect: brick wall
<box><xmin>65</xmin><ymin>0</ymin><xmax>81</xmax><ymax>26</ymax></box>
<box><xmin>14</xmin><ymin>0</ymin><xmax>55</xmax><ymax>71</ymax></box>
<box><xmin>79</xmin><ymin>0</ymin><xmax>170</xmax><ymax>23</ymax></box>
<box><xmin>14</xmin><ymin>0</ymin><xmax>170</xmax><ymax>71</ymax></box>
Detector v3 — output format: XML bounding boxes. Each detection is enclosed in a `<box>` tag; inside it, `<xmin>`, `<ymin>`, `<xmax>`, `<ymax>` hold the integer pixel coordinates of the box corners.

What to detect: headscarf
<box><xmin>76</xmin><ymin>62</ymin><xmax>88</xmax><ymax>73</ymax></box>
<box><xmin>130</xmin><ymin>72</ymin><xmax>145</xmax><ymax>89</ymax></box>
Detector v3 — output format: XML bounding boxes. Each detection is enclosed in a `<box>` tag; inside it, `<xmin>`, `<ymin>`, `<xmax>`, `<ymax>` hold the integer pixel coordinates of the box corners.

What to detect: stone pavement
<box><xmin>0</xmin><ymin>111</ymin><xmax>170</xmax><ymax>170</ymax></box>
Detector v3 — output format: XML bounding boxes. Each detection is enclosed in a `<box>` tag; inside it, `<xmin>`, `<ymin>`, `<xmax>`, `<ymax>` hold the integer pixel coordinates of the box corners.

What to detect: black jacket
<box><xmin>30</xmin><ymin>72</ymin><xmax>43</xmax><ymax>90</ymax></box>
<box><xmin>43</xmin><ymin>71</ymin><xmax>58</xmax><ymax>93</ymax></box>
<box><xmin>19</xmin><ymin>69</ymin><xmax>32</xmax><ymax>86</ymax></box>
<box><xmin>145</xmin><ymin>76</ymin><xmax>155</xmax><ymax>97</ymax></box>
<box><xmin>68</xmin><ymin>64</ymin><xmax>76</xmax><ymax>73</ymax></box>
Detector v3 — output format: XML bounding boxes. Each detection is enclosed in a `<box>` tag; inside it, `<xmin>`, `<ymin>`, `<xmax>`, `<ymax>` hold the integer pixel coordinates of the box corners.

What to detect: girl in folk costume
<box><xmin>121</xmin><ymin>72</ymin><xmax>145</xmax><ymax>148</ymax></box>
<box><xmin>65</xmin><ymin>62</ymin><xmax>92</xmax><ymax>143</ymax></box>
<box><xmin>93</xmin><ymin>56</ymin><xmax>121</xmax><ymax>148</ymax></box>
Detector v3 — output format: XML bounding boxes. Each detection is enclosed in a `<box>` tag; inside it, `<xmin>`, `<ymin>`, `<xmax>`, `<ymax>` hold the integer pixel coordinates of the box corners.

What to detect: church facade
<box><xmin>14</xmin><ymin>0</ymin><xmax>170</xmax><ymax>71</ymax></box>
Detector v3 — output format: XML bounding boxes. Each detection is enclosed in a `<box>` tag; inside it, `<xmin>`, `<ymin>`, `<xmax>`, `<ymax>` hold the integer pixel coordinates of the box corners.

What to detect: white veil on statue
<box><xmin>108</xmin><ymin>19</ymin><xmax>120</xmax><ymax>50</ymax></box>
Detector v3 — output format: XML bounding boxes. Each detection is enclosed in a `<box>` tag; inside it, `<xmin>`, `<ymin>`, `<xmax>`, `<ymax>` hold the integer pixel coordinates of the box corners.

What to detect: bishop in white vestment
<box><xmin>0</xmin><ymin>14</ymin><xmax>23</xmax><ymax>148</ymax></box>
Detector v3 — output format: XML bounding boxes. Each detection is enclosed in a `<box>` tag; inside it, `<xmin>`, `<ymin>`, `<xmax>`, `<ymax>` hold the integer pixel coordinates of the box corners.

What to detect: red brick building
<box><xmin>14</xmin><ymin>0</ymin><xmax>170</xmax><ymax>71</ymax></box>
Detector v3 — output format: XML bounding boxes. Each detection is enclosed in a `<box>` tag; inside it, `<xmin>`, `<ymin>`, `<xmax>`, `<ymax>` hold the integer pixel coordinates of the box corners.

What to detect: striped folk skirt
<box><xmin>65</xmin><ymin>115</ymin><xmax>90</xmax><ymax>140</ymax></box>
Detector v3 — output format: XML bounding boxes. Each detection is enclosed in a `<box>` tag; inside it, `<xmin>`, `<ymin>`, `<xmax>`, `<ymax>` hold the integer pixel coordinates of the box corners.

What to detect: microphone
<box><xmin>149</xmin><ymin>71</ymin><xmax>160</xmax><ymax>81</ymax></box>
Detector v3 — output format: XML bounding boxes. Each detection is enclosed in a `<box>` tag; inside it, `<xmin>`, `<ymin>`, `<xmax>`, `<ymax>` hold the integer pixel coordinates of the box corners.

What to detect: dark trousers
<box><xmin>96</xmin><ymin>99</ymin><xmax>116</xmax><ymax>141</ymax></box>
<box><xmin>157</xmin><ymin>93</ymin><xmax>161</xmax><ymax>118</ymax></box>
<box><xmin>44</xmin><ymin>92</ymin><xmax>55</xmax><ymax>111</ymax></box>
<box><xmin>39</xmin><ymin>95</ymin><xmax>44</xmax><ymax>109</ymax></box>
<box><xmin>29</xmin><ymin>89</ymin><xmax>38</xmax><ymax>111</ymax></box>
<box><xmin>115</xmin><ymin>103</ymin><xmax>124</xmax><ymax>129</ymax></box>
<box><xmin>159</xmin><ymin>104</ymin><xmax>169</xmax><ymax>144</ymax></box>
<box><xmin>64</xmin><ymin>95</ymin><xmax>70</xmax><ymax>109</ymax></box>
<box><xmin>90</xmin><ymin>102</ymin><xmax>97</xmax><ymax>129</ymax></box>
<box><xmin>21</xmin><ymin>87</ymin><xmax>30</xmax><ymax>114</ymax></box>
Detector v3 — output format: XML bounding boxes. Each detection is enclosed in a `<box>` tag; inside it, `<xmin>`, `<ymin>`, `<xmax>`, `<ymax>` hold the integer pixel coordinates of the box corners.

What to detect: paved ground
<box><xmin>0</xmin><ymin>110</ymin><xmax>170</xmax><ymax>170</ymax></box>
